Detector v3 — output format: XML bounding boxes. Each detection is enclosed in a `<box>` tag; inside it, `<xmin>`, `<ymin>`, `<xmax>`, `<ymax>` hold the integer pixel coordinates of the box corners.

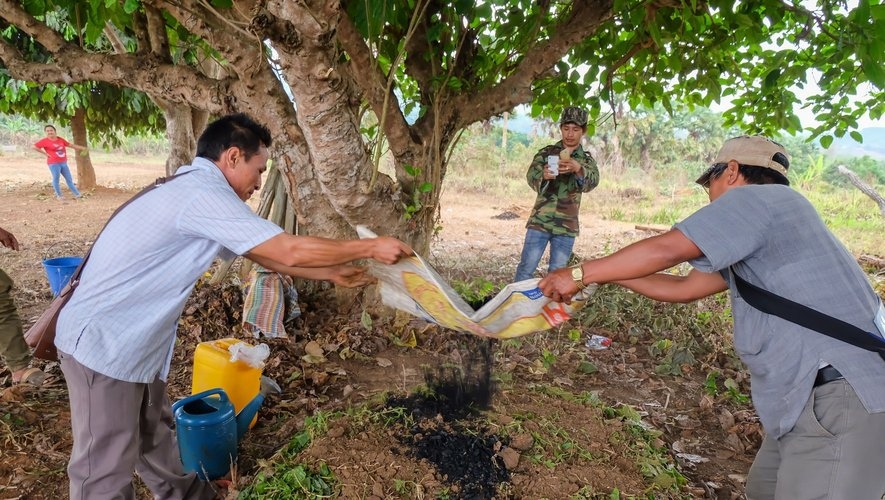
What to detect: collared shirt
<box><xmin>56</xmin><ymin>157</ymin><xmax>283</xmax><ymax>383</ymax></box>
<box><xmin>675</xmin><ymin>184</ymin><xmax>885</xmax><ymax>438</ymax></box>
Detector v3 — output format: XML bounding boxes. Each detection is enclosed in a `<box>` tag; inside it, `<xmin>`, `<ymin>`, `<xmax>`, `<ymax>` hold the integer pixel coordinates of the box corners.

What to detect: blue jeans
<box><xmin>49</xmin><ymin>162</ymin><xmax>81</xmax><ymax>198</ymax></box>
<box><xmin>514</xmin><ymin>229</ymin><xmax>575</xmax><ymax>282</ymax></box>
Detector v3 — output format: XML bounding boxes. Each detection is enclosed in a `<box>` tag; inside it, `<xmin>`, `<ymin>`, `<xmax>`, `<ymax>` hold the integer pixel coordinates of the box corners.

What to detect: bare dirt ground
<box><xmin>0</xmin><ymin>155</ymin><xmax>759</xmax><ymax>499</ymax></box>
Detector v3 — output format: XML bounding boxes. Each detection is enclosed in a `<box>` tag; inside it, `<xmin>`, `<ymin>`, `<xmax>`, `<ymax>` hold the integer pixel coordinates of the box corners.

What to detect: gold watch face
<box><xmin>571</xmin><ymin>265</ymin><xmax>583</xmax><ymax>282</ymax></box>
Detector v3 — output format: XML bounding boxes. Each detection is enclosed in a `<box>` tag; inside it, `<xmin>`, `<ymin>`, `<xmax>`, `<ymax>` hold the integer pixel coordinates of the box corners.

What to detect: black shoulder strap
<box><xmin>730</xmin><ymin>267</ymin><xmax>885</xmax><ymax>361</ymax></box>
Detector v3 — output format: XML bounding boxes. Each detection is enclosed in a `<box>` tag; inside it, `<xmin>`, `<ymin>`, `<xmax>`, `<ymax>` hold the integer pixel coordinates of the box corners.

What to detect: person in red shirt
<box><xmin>33</xmin><ymin>124</ymin><xmax>88</xmax><ymax>200</ymax></box>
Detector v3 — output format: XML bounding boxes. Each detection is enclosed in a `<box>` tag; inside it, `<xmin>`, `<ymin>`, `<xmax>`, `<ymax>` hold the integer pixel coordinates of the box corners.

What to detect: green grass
<box><xmin>527</xmin><ymin>385</ymin><xmax>690</xmax><ymax>498</ymax></box>
<box><xmin>239</xmin><ymin>413</ymin><xmax>339</xmax><ymax>499</ymax></box>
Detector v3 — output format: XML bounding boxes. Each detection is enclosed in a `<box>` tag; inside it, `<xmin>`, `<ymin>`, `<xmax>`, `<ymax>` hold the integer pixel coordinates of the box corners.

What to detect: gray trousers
<box><xmin>59</xmin><ymin>351</ymin><xmax>218</xmax><ymax>500</ymax></box>
<box><xmin>0</xmin><ymin>269</ymin><xmax>31</xmax><ymax>373</ymax></box>
<box><xmin>746</xmin><ymin>379</ymin><xmax>885</xmax><ymax>499</ymax></box>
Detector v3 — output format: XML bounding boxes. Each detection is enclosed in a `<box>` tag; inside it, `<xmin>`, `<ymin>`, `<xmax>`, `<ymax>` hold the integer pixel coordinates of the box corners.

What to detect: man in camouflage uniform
<box><xmin>514</xmin><ymin>106</ymin><xmax>600</xmax><ymax>282</ymax></box>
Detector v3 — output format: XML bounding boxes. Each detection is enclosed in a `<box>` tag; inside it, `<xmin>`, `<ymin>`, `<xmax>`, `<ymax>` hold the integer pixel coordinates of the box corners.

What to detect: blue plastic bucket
<box><xmin>42</xmin><ymin>256</ymin><xmax>83</xmax><ymax>296</ymax></box>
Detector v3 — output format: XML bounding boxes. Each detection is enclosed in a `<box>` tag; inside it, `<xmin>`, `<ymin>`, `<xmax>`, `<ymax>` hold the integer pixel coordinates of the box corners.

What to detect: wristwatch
<box><xmin>570</xmin><ymin>264</ymin><xmax>586</xmax><ymax>290</ymax></box>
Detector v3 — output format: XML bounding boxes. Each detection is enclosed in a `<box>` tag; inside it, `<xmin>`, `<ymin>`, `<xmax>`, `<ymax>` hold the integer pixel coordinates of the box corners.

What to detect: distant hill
<box><xmin>495</xmin><ymin>114</ymin><xmax>885</xmax><ymax>159</ymax></box>
<box><xmin>828</xmin><ymin>127</ymin><xmax>885</xmax><ymax>159</ymax></box>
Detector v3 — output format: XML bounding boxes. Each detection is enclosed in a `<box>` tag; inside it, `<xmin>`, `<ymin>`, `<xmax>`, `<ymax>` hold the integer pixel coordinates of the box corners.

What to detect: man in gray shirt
<box><xmin>539</xmin><ymin>136</ymin><xmax>885</xmax><ymax>499</ymax></box>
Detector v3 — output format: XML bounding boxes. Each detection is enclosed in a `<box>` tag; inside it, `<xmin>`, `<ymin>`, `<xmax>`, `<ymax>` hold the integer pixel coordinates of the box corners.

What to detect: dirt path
<box><xmin>0</xmin><ymin>155</ymin><xmax>756</xmax><ymax>499</ymax></box>
<box><xmin>0</xmin><ymin>154</ymin><xmax>638</xmax><ymax>315</ymax></box>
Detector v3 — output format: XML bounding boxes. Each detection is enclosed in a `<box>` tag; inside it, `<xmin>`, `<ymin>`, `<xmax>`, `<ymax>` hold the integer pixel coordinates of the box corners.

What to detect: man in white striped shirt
<box><xmin>55</xmin><ymin>113</ymin><xmax>413</xmax><ymax>500</ymax></box>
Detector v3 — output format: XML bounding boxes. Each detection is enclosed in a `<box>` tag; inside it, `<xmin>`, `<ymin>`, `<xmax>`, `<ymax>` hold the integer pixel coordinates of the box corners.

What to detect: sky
<box><xmin>773</xmin><ymin>76</ymin><xmax>883</xmax><ymax>129</ymax></box>
<box><xmin>501</xmin><ymin>80</ymin><xmax>884</xmax><ymax>135</ymax></box>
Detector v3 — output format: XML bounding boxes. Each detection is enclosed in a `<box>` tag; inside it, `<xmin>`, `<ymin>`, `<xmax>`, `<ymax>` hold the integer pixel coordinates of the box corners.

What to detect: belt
<box><xmin>814</xmin><ymin>365</ymin><xmax>844</xmax><ymax>388</ymax></box>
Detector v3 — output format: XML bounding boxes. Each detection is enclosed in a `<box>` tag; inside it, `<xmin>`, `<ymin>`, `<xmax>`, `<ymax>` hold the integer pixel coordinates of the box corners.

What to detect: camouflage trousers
<box><xmin>0</xmin><ymin>269</ymin><xmax>31</xmax><ymax>373</ymax></box>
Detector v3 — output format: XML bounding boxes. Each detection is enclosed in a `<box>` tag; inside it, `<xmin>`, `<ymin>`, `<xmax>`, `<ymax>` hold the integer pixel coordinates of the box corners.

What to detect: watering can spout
<box><xmin>235</xmin><ymin>376</ymin><xmax>282</xmax><ymax>440</ymax></box>
<box><xmin>235</xmin><ymin>393</ymin><xmax>265</xmax><ymax>440</ymax></box>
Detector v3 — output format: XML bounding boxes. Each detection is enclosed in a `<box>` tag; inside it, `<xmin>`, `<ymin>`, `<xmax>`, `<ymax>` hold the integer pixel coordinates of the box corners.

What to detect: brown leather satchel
<box><xmin>23</xmin><ymin>173</ymin><xmax>188</xmax><ymax>361</ymax></box>
<box><xmin>24</xmin><ymin>274</ymin><xmax>80</xmax><ymax>361</ymax></box>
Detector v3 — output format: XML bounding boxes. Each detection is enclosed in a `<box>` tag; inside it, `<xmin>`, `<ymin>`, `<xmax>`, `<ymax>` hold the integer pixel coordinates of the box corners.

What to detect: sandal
<box><xmin>12</xmin><ymin>367</ymin><xmax>46</xmax><ymax>386</ymax></box>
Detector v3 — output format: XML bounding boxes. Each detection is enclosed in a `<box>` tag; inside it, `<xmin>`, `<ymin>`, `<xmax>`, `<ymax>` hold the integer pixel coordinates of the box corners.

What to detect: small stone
<box><xmin>509</xmin><ymin>434</ymin><xmax>534</xmax><ymax>451</ymax></box>
<box><xmin>372</xmin><ymin>482</ymin><xmax>384</xmax><ymax>497</ymax></box>
<box><xmin>498</xmin><ymin>447</ymin><xmax>521</xmax><ymax>470</ymax></box>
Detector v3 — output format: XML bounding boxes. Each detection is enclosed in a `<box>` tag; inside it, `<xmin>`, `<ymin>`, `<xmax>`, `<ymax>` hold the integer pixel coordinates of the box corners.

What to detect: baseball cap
<box><xmin>559</xmin><ymin>106</ymin><xmax>588</xmax><ymax>128</ymax></box>
<box><xmin>695</xmin><ymin>135</ymin><xmax>790</xmax><ymax>186</ymax></box>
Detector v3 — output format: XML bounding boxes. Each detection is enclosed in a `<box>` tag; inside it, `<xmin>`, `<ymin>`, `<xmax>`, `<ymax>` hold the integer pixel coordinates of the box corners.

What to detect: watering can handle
<box><xmin>171</xmin><ymin>388</ymin><xmax>228</xmax><ymax>413</ymax></box>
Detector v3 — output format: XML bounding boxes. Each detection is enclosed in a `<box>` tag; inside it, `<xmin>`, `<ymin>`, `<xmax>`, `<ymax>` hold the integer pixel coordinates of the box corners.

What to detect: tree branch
<box><xmin>402</xmin><ymin>1</ymin><xmax>435</xmax><ymax>101</ymax></box>
<box><xmin>0</xmin><ymin>0</ymin><xmax>71</xmax><ymax>52</ymax></box>
<box><xmin>145</xmin><ymin>0</ymin><xmax>264</xmax><ymax>77</ymax></box>
<box><xmin>144</xmin><ymin>4</ymin><xmax>172</xmax><ymax>60</ymax></box>
<box><xmin>447</xmin><ymin>0</ymin><xmax>615</xmax><ymax>129</ymax></box>
<box><xmin>776</xmin><ymin>0</ymin><xmax>836</xmax><ymax>42</ymax></box>
<box><xmin>130</xmin><ymin>11</ymin><xmax>151</xmax><ymax>56</ymax></box>
<box><xmin>604</xmin><ymin>37</ymin><xmax>654</xmax><ymax>114</ymax></box>
<box><xmin>1</xmin><ymin>49</ymin><xmax>231</xmax><ymax>113</ymax></box>
<box><xmin>838</xmin><ymin>165</ymin><xmax>885</xmax><ymax>218</ymax></box>
<box><xmin>103</xmin><ymin>22</ymin><xmax>128</xmax><ymax>55</ymax></box>
<box><xmin>337</xmin><ymin>12</ymin><xmax>412</xmax><ymax>152</ymax></box>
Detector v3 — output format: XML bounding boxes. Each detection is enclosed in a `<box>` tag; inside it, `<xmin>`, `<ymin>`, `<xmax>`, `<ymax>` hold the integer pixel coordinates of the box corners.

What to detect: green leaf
<box><xmin>762</xmin><ymin>69</ymin><xmax>781</xmax><ymax>90</ymax></box>
<box><xmin>861</xmin><ymin>56</ymin><xmax>885</xmax><ymax>87</ymax></box>
<box><xmin>361</xmin><ymin>310</ymin><xmax>373</xmax><ymax>330</ymax></box>
<box><xmin>21</xmin><ymin>0</ymin><xmax>46</xmax><ymax>15</ymax></box>
<box><xmin>578</xmin><ymin>361</ymin><xmax>598</xmax><ymax>374</ymax></box>
<box><xmin>41</xmin><ymin>86</ymin><xmax>56</xmax><ymax>103</ymax></box>
<box><xmin>474</xmin><ymin>3</ymin><xmax>492</xmax><ymax>19</ymax></box>
<box><xmin>723</xmin><ymin>378</ymin><xmax>739</xmax><ymax>391</ymax></box>
<box><xmin>123</xmin><ymin>0</ymin><xmax>140</xmax><ymax>14</ymax></box>
<box><xmin>855</xmin><ymin>0</ymin><xmax>871</xmax><ymax>22</ymax></box>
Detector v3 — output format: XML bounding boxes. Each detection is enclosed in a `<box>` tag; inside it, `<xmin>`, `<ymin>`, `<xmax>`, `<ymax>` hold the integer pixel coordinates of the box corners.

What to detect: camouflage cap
<box><xmin>559</xmin><ymin>106</ymin><xmax>588</xmax><ymax>128</ymax></box>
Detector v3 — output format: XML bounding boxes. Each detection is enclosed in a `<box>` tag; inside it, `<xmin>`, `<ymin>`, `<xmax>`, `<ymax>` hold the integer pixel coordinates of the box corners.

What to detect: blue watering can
<box><xmin>172</xmin><ymin>387</ymin><xmax>266</xmax><ymax>480</ymax></box>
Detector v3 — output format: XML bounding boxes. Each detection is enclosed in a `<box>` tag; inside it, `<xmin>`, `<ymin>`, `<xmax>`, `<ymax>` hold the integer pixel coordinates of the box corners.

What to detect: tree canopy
<box><xmin>0</xmin><ymin>4</ymin><xmax>163</xmax><ymax>147</ymax></box>
<box><xmin>1</xmin><ymin>0</ymin><xmax>882</xmax><ymax>248</ymax></box>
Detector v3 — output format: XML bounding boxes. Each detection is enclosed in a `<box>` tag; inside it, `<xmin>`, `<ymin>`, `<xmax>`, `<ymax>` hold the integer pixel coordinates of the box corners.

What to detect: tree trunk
<box><xmin>500</xmin><ymin>112</ymin><xmax>509</xmax><ymax>175</ymax></box>
<box><xmin>263</xmin><ymin>1</ymin><xmax>407</xmax><ymax>246</ymax></box>
<box><xmin>191</xmin><ymin>110</ymin><xmax>210</xmax><ymax>145</ymax></box>
<box><xmin>838</xmin><ymin>165</ymin><xmax>885</xmax><ymax>218</ymax></box>
<box><xmin>640</xmin><ymin>143</ymin><xmax>651</xmax><ymax>171</ymax></box>
<box><xmin>156</xmin><ymin>102</ymin><xmax>200</xmax><ymax>175</ymax></box>
<box><xmin>70</xmin><ymin>108</ymin><xmax>96</xmax><ymax>190</ymax></box>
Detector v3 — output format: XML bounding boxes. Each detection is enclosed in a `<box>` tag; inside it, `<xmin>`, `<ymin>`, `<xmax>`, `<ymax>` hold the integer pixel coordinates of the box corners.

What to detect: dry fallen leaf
<box><xmin>304</xmin><ymin>341</ymin><xmax>324</xmax><ymax>357</ymax></box>
<box><xmin>718</xmin><ymin>408</ymin><xmax>736</xmax><ymax>431</ymax></box>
